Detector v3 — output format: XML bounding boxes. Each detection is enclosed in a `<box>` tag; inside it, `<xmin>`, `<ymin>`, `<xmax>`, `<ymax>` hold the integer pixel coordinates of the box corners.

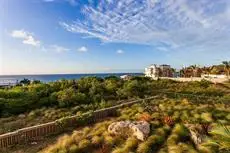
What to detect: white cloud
<box><xmin>11</xmin><ymin>30</ymin><xmax>28</xmax><ymax>38</ymax></box>
<box><xmin>116</xmin><ymin>49</ymin><xmax>124</xmax><ymax>54</ymax></box>
<box><xmin>60</xmin><ymin>0</ymin><xmax>230</xmax><ymax>53</ymax></box>
<box><xmin>43</xmin><ymin>0</ymin><xmax>55</xmax><ymax>2</ymax></box>
<box><xmin>78</xmin><ymin>46</ymin><xmax>88</xmax><ymax>52</ymax></box>
<box><xmin>11</xmin><ymin>30</ymin><xmax>71</xmax><ymax>53</ymax></box>
<box><xmin>66</xmin><ymin>0</ymin><xmax>77</xmax><ymax>6</ymax></box>
<box><xmin>11</xmin><ymin>30</ymin><xmax>40</xmax><ymax>47</ymax></box>
<box><xmin>43</xmin><ymin>0</ymin><xmax>77</xmax><ymax>5</ymax></box>
<box><xmin>50</xmin><ymin>45</ymin><xmax>70</xmax><ymax>53</ymax></box>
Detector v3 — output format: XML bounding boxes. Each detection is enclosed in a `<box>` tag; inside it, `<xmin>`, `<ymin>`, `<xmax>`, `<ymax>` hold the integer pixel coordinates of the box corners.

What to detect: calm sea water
<box><xmin>0</xmin><ymin>73</ymin><xmax>143</xmax><ymax>83</ymax></box>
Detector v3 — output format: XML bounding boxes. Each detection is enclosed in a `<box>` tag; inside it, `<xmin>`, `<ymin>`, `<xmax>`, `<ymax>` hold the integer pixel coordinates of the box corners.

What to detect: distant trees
<box><xmin>0</xmin><ymin>75</ymin><xmax>228</xmax><ymax>117</ymax></box>
<box><xmin>179</xmin><ymin>65</ymin><xmax>202</xmax><ymax>77</ymax></box>
<box><xmin>222</xmin><ymin>61</ymin><xmax>230</xmax><ymax>77</ymax></box>
<box><xmin>122</xmin><ymin>76</ymin><xmax>153</xmax><ymax>98</ymax></box>
<box><xmin>19</xmin><ymin>78</ymin><xmax>31</xmax><ymax>85</ymax></box>
<box><xmin>57</xmin><ymin>87</ymin><xmax>87</xmax><ymax>107</ymax></box>
<box><xmin>180</xmin><ymin>62</ymin><xmax>230</xmax><ymax>77</ymax></box>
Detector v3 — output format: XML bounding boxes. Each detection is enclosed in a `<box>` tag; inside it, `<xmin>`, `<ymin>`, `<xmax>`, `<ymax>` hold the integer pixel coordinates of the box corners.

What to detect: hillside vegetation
<box><xmin>0</xmin><ymin>77</ymin><xmax>229</xmax><ymax>134</ymax></box>
<box><xmin>40</xmin><ymin>98</ymin><xmax>230</xmax><ymax>153</ymax></box>
<box><xmin>1</xmin><ymin>76</ymin><xmax>229</xmax><ymax>116</ymax></box>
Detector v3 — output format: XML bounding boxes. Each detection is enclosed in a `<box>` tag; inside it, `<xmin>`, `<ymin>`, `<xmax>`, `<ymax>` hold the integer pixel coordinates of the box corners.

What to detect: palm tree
<box><xmin>201</xmin><ymin>66</ymin><xmax>210</xmax><ymax>75</ymax></box>
<box><xmin>180</xmin><ymin>67</ymin><xmax>185</xmax><ymax>77</ymax></box>
<box><xmin>204</xmin><ymin>125</ymin><xmax>230</xmax><ymax>151</ymax></box>
<box><xmin>222</xmin><ymin>61</ymin><xmax>230</xmax><ymax>78</ymax></box>
<box><xmin>190</xmin><ymin>65</ymin><xmax>200</xmax><ymax>77</ymax></box>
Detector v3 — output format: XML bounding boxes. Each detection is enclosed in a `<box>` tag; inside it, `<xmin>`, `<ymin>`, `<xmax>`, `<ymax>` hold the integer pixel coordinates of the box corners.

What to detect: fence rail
<box><xmin>0</xmin><ymin>96</ymin><xmax>156</xmax><ymax>148</ymax></box>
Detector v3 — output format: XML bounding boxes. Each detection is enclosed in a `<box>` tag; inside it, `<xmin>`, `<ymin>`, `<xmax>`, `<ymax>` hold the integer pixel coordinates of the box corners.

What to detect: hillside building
<box><xmin>145</xmin><ymin>64</ymin><xmax>173</xmax><ymax>78</ymax></box>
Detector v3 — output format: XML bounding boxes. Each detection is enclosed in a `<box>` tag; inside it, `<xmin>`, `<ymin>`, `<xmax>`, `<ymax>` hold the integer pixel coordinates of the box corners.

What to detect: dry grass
<box><xmin>2</xmin><ymin>98</ymin><xmax>229</xmax><ymax>153</ymax></box>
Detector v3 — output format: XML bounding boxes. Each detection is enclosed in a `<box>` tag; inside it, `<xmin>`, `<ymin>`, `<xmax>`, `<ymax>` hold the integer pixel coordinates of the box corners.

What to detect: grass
<box><xmin>39</xmin><ymin>98</ymin><xmax>229</xmax><ymax>153</ymax></box>
<box><xmin>2</xmin><ymin>97</ymin><xmax>229</xmax><ymax>153</ymax></box>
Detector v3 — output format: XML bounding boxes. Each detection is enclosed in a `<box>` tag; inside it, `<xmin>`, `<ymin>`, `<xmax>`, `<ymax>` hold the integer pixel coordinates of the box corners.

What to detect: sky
<box><xmin>1</xmin><ymin>0</ymin><xmax>230</xmax><ymax>75</ymax></box>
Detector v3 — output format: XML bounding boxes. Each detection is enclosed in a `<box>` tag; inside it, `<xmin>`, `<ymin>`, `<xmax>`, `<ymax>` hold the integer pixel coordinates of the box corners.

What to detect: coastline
<box><xmin>0</xmin><ymin>73</ymin><xmax>143</xmax><ymax>83</ymax></box>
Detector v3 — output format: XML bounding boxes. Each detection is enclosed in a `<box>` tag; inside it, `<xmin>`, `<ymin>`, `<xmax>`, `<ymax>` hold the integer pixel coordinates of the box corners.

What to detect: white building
<box><xmin>145</xmin><ymin>64</ymin><xmax>174</xmax><ymax>78</ymax></box>
<box><xmin>0</xmin><ymin>79</ymin><xmax>18</xmax><ymax>87</ymax></box>
<box><xmin>120</xmin><ymin>75</ymin><xmax>131</xmax><ymax>80</ymax></box>
<box><xmin>144</xmin><ymin>64</ymin><xmax>160</xmax><ymax>78</ymax></box>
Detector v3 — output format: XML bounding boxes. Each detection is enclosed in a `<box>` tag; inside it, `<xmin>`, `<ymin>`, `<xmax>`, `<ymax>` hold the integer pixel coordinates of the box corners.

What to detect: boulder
<box><xmin>108</xmin><ymin>121</ymin><xmax>150</xmax><ymax>141</ymax></box>
<box><xmin>18</xmin><ymin>114</ymin><xmax>26</xmax><ymax>118</ymax></box>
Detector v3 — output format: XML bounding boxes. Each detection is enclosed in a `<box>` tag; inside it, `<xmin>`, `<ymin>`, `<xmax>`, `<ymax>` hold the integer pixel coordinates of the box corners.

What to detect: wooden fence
<box><xmin>0</xmin><ymin>96</ymin><xmax>156</xmax><ymax>148</ymax></box>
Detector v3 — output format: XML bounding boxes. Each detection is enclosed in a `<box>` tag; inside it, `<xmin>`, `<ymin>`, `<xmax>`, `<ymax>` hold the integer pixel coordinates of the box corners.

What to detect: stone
<box><xmin>108</xmin><ymin>121</ymin><xmax>150</xmax><ymax>141</ymax></box>
<box><xmin>31</xmin><ymin>142</ymin><xmax>37</xmax><ymax>145</ymax></box>
<box><xmin>18</xmin><ymin>114</ymin><xmax>26</xmax><ymax>118</ymax></box>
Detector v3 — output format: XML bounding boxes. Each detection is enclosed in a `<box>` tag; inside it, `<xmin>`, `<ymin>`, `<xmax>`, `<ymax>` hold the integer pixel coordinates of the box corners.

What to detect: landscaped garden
<box><xmin>0</xmin><ymin>76</ymin><xmax>229</xmax><ymax>135</ymax></box>
<box><xmin>40</xmin><ymin>97</ymin><xmax>230</xmax><ymax>153</ymax></box>
<box><xmin>0</xmin><ymin>76</ymin><xmax>229</xmax><ymax>152</ymax></box>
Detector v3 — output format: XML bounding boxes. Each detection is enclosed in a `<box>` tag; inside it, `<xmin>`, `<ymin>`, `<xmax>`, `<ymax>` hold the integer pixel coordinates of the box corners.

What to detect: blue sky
<box><xmin>1</xmin><ymin>0</ymin><xmax>230</xmax><ymax>75</ymax></box>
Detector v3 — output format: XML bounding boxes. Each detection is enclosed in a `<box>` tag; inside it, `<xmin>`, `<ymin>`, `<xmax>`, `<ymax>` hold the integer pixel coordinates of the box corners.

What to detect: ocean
<box><xmin>0</xmin><ymin>73</ymin><xmax>143</xmax><ymax>83</ymax></box>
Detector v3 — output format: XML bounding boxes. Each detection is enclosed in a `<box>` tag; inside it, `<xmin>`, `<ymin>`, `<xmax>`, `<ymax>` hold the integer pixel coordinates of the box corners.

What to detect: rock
<box><xmin>108</xmin><ymin>121</ymin><xmax>150</xmax><ymax>141</ymax></box>
<box><xmin>18</xmin><ymin>114</ymin><xmax>26</xmax><ymax>118</ymax></box>
<box><xmin>31</xmin><ymin>142</ymin><xmax>37</xmax><ymax>145</ymax></box>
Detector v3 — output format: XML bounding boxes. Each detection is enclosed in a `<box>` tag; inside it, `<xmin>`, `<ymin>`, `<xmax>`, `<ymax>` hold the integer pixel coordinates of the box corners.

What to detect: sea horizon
<box><xmin>0</xmin><ymin>72</ymin><xmax>143</xmax><ymax>83</ymax></box>
<box><xmin>0</xmin><ymin>72</ymin><xmax>143</xmax><ymax>76</ymax></box>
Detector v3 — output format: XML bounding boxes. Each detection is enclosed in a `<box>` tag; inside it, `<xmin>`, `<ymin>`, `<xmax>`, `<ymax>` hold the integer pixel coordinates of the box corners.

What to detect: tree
<box><xmin>122</xmin><ymin>77</ymin><xmax>152</xmax><ymax>98</ymax></box>
<box><xmin>32</xmin><ymin>80</ymin><xmax>41</xmax><ymax>84</ymax></box>
<box><xmin>204</xmin><ymin>125</ymin><xmax>230</xmax><ymax>151</ymax></box>
<box><xmin>57</xmin><ymin>87</ymin><xmax>87</xmax><ymax>107</ymax></box>
<box><xmin>210</xmin><ymin>66</ymin><xmax>219</xmax><ymax>74</ymax></box>
<box><xmin>180</xmin><ymin>68</ymin><xmax>185</xmax><ymax>77</ymax></box>
<box><xmin>104</xmin><ymin>76</ymin><xmax>122</xmax><ymax>98</ymax></box>
<box><xmin>222</xmin><ymin>61</ymin><xmax>230</xmax><ymax>77</ymax></box>
<box><xmin>20</xmin><ymin>78</ymin><xmax>31</xmax><ymax>85</ymax></box>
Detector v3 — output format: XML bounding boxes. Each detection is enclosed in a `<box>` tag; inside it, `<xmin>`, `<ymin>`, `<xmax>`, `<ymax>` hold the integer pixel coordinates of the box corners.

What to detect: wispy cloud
<box><xmin>43</xmin><ymin>0</ymin><xmax>55</xmax><ymax>2</ymax></box>
<box><xmin>49</xmin><ymin>45</ymin><xmax>70</xmax><ymax>53</ymax></box>
<box><xmin>10</xmin><ymin>30</ymin><xmax>70</xmax><ymax>53</ymax></box>
<box><xmin>78</xmin><ymin>46</ymin><xmax>88</xmax><ymax>52</ymax></box>
<box><xmin>11</xmin><ymin>30</ymin><xmax>40</xmax><ymax>47</ymax></box>
<box><xmin>116</xmin><ymin>49</ymin><xmax>124</xmax><ymax>54</ymax></box>
<box><xmin>60</xmin><ymin>0</ymin><xmax>230</xmax><ymax>53</ymax></box>
<box><xmin>66</xmin><ymin>0</ymin><xmax>77</xmax><ymax>5</ymax></box>
<box><xmin>43</xmin><ymin>0</ymin><xmax>77</xmax><ymax>5</ymax></box>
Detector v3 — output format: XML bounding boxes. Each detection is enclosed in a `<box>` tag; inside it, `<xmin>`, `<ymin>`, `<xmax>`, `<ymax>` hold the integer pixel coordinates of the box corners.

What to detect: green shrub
<box><xmin>201</xmin><ymin>113</ymin><xmax>213</xmax><ymax>123</ymax></box>
<box><xmin>178</xmin><ymin>143</ymin><xmax>197</xmax><ymax>153</ymax></box>
<box><xmin>57</xmin><ymin>147</ymin><xmax>68</xmax><ymax>153</ymax></box>
<box><xmin>137</xmin><ymin>141</ymin><xmax>151</xmax><ymax>153</ymax></box>
<box><xmin>111</xmin><ymin>147</ymin><xmax>126</xmax><ymax>153</ymax></box>
<box><xmin>172</xmin><ymin>124</ymin><xmax>189</xmax><ymax>138</ymax></box>
<box><xmin>167</xmin><ymin>134</ymin><xmax>179</xmax><ymax>145</ymax></box>
<box><xmin>104</xmin><ymin>135</ymin><xmax>116</xmax><ymax>146</ymax></box>
<box><xmin>78</xmin><ymin>139</ymin><xmax>91</xmax><ymax>149</ymax></box>
<box><xmin>198</xmin><ymin>145</ymin><xmax>214</xmax><ymax>153</ymax></box>
<box><xmin>69</xmin><ymin>144</ymin><xmax>79</xmax><ymax>153</ymax></box>
<box><xmin>91</xmin><ymin>135</ymin><xmax>103</xmax><ymax>146</ymax></box>
<box><xmin>123</xmin><ymin>137</ymin><xmax>138</xmax><ymax>151</ymax></box>
<box><xmin>168</xmin><ymin>145</ymin><xmax>182</xmax><ymax>153</ymax></box>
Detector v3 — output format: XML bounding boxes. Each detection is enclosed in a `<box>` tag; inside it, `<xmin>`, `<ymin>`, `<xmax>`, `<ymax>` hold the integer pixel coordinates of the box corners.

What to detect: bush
<box><xmin>78</xmin><ymin>139</ymin><xmax>91</xmax><ymax>149</ymax></box>
<box><xmin>137</xmin><ymin>141</ymin><xmax>151</xmax><ymax>153</ymax></box>
<box><xmin>91</xmin><ymin>135</ymin><xmax>103</xmax><ymax>146</ymax></box>
<box><xmin>69</xmin><ymin>144</ymin><xmax>79</xmax><ymax>153</ymax></box>
<box><xmin>201</xmin><ymin>113</ymin><xmax>213</xmax><ymax>123</ymax></box>
<box><xmin>123</xmin><ymin>137</ymin><xmax>138</xmax><ymax>151</ymax></box>
<box><xmin>172</xmin><ymin>124</ymin><xmax>189</xmax><ymax>138</ymax></box>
